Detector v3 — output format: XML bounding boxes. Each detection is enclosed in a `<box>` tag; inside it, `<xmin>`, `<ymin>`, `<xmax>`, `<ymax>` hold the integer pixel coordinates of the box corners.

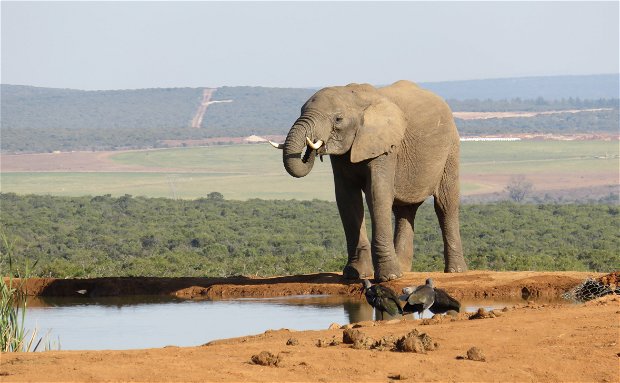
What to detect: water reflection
<box><xmin>24</xmin><ymin>295</ymin><xmax>543</xmax><ymax>351</ymax></box>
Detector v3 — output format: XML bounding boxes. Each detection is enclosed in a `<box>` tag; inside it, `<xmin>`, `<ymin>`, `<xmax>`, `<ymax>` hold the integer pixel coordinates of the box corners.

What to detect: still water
<box><xmin>25</xmin><ymin>295</ymin><xmax>515</xmax><ymax>350</ymax></box>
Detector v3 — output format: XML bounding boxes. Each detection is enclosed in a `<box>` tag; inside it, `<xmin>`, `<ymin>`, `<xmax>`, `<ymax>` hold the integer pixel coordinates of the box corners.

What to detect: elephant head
<box><xmin>273</xmin><ymin>83</ymin><xmax>408</xmax><ymax>177</ymax></box>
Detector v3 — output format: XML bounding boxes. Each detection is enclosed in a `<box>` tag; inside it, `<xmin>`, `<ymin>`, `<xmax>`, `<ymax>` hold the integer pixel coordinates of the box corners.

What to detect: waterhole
<box><xmin>24</xmin><ymin>295</ymin><xmax>538</xmax><ymax>350</ymax></box>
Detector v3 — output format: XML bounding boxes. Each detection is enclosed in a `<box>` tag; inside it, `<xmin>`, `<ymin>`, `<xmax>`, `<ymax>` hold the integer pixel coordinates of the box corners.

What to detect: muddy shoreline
<box><xmin>13</xmin><ymin>271</ymin><xmax>599</xmax><ymax>300</ymax></box>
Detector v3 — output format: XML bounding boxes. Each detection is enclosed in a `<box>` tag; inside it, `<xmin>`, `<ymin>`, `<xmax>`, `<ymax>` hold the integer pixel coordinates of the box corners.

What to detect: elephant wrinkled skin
<box><xmin>277</xmin><ymin>80</ymin><xmax>468</xmax><ymax>281</ymax></box>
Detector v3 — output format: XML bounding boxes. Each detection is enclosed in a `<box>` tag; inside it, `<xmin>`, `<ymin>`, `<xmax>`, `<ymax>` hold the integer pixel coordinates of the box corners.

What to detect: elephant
<box><xmin>271</xmin><ymin>80</ymin><xmax>468</xmax><ymax>281</ymax></box>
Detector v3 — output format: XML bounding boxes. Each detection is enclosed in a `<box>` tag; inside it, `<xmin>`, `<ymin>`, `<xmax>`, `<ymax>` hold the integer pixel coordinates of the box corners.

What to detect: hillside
<box><xmin>1</xmin><ymin>74</ymin><xmax>618</xmax><ymax>153</ymax></box>
<box><xmin>421</xmin><ymin>74</ymin><xmax>619</xmax><ymax>100</ymax></box>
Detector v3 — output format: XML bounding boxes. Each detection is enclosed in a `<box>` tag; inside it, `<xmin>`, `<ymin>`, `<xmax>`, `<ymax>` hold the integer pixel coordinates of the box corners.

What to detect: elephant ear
<box><xmin>350</xmin><ymin>100</ymin><xmax>407</xmax><ymax>163</ymax></box>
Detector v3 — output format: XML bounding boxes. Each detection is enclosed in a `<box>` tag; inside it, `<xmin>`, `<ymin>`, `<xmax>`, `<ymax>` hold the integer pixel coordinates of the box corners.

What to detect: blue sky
<box><xmin>1</xmin><ymin>1</ymin><xmax>618</xmax><ymax>90</ymax></box>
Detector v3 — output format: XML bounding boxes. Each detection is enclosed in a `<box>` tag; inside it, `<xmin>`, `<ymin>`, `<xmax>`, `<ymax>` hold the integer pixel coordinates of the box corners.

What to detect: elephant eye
<box><xmin>335</xmin><ymin>116</ymin><xmax>343</xmax><ymax>124</ymax></box>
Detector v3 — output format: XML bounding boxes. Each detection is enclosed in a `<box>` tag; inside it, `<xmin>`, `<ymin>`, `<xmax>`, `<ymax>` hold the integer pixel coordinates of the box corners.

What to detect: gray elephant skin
<box><xmin>276</xmin><ymin>80</ymin><xmax>468</xmax><ymax>281</ymax></box>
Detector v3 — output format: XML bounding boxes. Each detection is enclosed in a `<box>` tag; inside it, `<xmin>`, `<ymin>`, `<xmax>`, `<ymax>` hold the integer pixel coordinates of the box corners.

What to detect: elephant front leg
<box><xmin>334</xmin><ymin>171</ymin><xmax>373</xmax><ymax>280</ymax></box>
<box><xmin>365</xmin><ymin>154</ymin><xmax>402</xmax><ymax>282</ymax></box>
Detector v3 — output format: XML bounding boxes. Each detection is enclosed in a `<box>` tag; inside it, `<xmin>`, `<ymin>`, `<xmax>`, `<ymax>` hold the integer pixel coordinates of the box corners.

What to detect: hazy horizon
<box><xmin>2</xmin><ymin>2</ymin><xmax>619</xmax><ymax>90</ymax></box>
<box><xmin>2</xmin><ymin>73</ymin><xmax>617</xmax><ymax>92</ymax></box>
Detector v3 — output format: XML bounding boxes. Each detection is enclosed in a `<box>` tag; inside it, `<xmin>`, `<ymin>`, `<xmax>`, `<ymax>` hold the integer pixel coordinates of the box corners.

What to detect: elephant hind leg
<box><xmin>393</xmin><ymin>203</ymin><xmax>422</xmax><ymax>272</ymax></box>
<box><xmin>434</xmin><ymin>152</ymin><xmax>468</xmax><ymax>273</ymax></box>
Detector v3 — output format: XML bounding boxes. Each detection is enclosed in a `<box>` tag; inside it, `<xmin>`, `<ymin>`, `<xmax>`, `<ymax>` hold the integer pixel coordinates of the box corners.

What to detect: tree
<box><xmin>505</xmin><ymin>175</ymin><xmax>533</xmax><ymax>202</ymax></box>
<box><xmin>207</xmin><ymin>192</ymin><xmax>224</xmax><ymax>200</ymax></box>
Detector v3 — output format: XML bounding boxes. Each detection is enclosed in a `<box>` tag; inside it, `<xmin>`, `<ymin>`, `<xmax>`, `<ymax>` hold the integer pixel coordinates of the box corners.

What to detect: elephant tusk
<box><xmin>306</xmin><ymin>137</ymin><xmax>324</xmax><ymax>150</ymax></box>
<box><xmin>268</xmin><ymin>141</ymin><xmax>285</xmax><ymax>150</ymax></box>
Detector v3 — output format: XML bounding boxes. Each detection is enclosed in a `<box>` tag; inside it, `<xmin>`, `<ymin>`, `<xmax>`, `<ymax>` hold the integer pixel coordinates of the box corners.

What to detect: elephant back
<box><xmin>379</xmin><ymin>81</ymin><xmax>460</xmax><ymax>204</ymax></box>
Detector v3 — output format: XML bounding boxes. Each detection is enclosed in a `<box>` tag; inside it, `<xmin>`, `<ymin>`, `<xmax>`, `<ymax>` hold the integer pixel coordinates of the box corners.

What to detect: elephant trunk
<box><xmin>283</xmin><ymin>117</ymin><xmax>317</xmax><ymax>178</ymax></box>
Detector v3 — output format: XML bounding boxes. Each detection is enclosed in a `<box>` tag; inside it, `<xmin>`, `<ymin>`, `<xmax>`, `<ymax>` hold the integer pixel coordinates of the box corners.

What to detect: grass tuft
<box><xmin>0</xmin><ymin>232</ymin><xmax>52</xmax><ymax>352</ymax></box>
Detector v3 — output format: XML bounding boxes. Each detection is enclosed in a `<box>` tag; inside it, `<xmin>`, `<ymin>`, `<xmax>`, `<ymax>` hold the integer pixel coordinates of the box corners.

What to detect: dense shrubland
<box><xmin>1</xmin><ymin>193</ymin><xmax>617</xmax><ymax>278</ymax></box>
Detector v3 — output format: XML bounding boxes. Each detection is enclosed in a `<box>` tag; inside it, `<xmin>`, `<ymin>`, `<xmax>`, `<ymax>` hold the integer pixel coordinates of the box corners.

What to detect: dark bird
<box><xmin>400</xmin><ymin>278</ymin><xmax>436</xmax><ymax>318</ymax></box>
<box><xmin>362</xmin><ymin>279</ymin><xmax>403</xmax><ymax>320</ymax></box>
<box><xmin>428</xmin><ymin>288</ymin><xmax>461</xmax><ymax>314</ymax></box>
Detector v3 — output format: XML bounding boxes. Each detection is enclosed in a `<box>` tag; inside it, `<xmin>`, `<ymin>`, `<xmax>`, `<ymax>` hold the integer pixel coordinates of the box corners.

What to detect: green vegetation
<box><xmin>2</xmin><ymin>75</ymin><xmax>618</xmax><ymax>153</ymax></box>
<box><xmin>456</xmin><ymin>108</ymin><xmax>619</xmax><ymax>136</ymax></box>
<box><xmin>0</xmin><ymin>233</ymin><xmax>47</xmax><ymax>352</ymax></box>
<box><xmin>2</xmin><ymin>141</ymin><xmax>617</xmax><ymax>201</ymax></box>
<box><xmin>1</xmin><ymin>193</ymin><xmax>618</xmax><ymax>278</ymax></box>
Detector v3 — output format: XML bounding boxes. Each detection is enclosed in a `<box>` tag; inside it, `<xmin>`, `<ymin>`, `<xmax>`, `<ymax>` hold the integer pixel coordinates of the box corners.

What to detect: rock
<box><xmin>470</xmin><ymin>308</ymin><xmax>490</xmax><ymax>320</ymax></box>
<box><xmin>396</xmin><ymin>335</ymin><xmax>426</xmax><ymax>353</ymax></box>
<box><xmin>446</xmin><ymin>310</ymin><xmax>459</xmax><ymax>318</ymax></box>
<box><xmin>352</xmin><ymin>339</ymin><xmax>367</xmax><ymax>350</ymax></box>
<box><xmin>353</xmin><ymin>320</ymin><xmax>376</xmax><ymax>328</ymax></box>
<box><xmin>491</xmin><ymin>309</ymin><xmax>504</xmax><ymax>317</ymax></box>
<box><xmin>372</xmin><ymin>335</ymin><xmax>397</xmax><ymax>351</ymax></box>
<box><xmin>388</xmin><ymin>373</ymin><xmax>408</xmax><ymax>380</ymax></box>
<box><xmin>316</xmin><ymin>337</ymin><xmax>340</xmax><ymax>347</ymax></box>
<box><xmin>343</xmin><ymin>328</ymin><xmax>365</xmax><ymax>344</ymax></box>
<box><xmin>328</xmin><ymin>322</ymin><xmax>341</xmax><ymax>330</ymax></box>
<box><xmin>395</xmin><ymin>330</ymin><xmax>429</xmax><ymax>353</ymax></box>
<box><xmin>286</xmin><ymin>338</ymin><xmax>299</xmax><ymax>346</ymax></box>
<box><xmin>251</xmin><ymin>351</ymin><xmax>281</xmax><ymax>366</ymax></box>
<box><xmin>419</xmin><ymin>333</ymin><xmax>437</xmax><ymax>351</ymax></box>
<box><xmin>466</xmin><ymin>347</ymin><xmax>486</xmax><ymax>362</ymax></box>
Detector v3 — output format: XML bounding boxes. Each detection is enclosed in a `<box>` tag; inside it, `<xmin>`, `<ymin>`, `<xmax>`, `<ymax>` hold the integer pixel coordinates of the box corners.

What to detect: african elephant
<box><xmin>271</xmin><ymin>80</ymin><xmax>468</xmax><ymax>281</ymax></box>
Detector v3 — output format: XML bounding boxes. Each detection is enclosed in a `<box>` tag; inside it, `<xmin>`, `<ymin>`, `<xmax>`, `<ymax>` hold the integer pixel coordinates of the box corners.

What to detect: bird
<box><xmin>428</xmin><ymin>288</ymin><xmax>461</xmax><ymax>314</ymax></box>
<box><xmin>362</xmin><ymin>279</ymin><xmax>403</xmax><ymax>320</ymax></box>
<box><xmin>400</xmin><ymin>278</ymin><xmax>436</xmax><ymax>319</ymax></box>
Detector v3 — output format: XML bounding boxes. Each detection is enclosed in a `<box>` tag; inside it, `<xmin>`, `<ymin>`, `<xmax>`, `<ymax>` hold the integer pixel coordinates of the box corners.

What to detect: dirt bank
<box><xmin>14</xmin><ymin>271</ymin><xmax>598</xmax><ymax>300</ymax></box>
<box><xmin>2</xmin><ymin>271</ymin><xmax>619</xmax><ymax>382</ymax></box>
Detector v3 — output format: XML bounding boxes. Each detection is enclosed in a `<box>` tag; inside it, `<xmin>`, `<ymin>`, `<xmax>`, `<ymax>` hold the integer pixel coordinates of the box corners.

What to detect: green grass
<box><xmin>1</xmin><ymin>141</ymin><xmax>617</xmax><ymax>200</ymax></box>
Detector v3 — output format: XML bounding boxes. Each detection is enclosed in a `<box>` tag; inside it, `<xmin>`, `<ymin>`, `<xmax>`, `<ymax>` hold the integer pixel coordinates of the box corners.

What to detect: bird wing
<box><xmin>407</xmin><ymin>285</ymin><xmax>435</xmax><ymax>307</ymax></box>
<box><xmin>377</xmin><ymin>285</ymin><xmax>404</xmax><ymax>315</ymax></box>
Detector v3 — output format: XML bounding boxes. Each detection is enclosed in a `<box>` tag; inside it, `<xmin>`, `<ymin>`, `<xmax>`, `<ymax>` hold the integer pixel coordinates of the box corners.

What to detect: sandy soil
<box><xmin>452</xmin><ymin>108</ymin><xmax>613</xmax><ymax>120</ymax></box>
<box><xmin>2</xmin><ymin>271</ymin><xmax>619</xmax><ymax>382</ymax></box>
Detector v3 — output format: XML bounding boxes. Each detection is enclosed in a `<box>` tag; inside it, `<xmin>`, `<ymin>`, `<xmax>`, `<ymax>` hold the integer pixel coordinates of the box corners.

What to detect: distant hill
<box><xmin>421</xmin><ymin>74</ymin><xmax>619</xmax><ymax>100</ymax></box>
<box><xmin>1</xmin><ymin>74</ymin><xmax>618</xmax><ymax>153</ymax></box>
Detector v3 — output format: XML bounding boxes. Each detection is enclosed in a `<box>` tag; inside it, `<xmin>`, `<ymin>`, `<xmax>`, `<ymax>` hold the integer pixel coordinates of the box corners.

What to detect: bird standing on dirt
<box><xmin>400</xmin><ymin>278</ymin><xmax>436</xmax><ymax>318</ymax></box>
<box><xmin>362</xmin><ymin>279</ymin><xmax>403</xmax><ymax>320</ymax></box>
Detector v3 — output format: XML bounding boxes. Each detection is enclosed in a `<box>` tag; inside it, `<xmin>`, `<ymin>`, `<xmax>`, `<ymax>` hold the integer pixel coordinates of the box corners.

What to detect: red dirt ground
<box><xmin>2</xmin><ymin>271</ymin><xmax>619</xmax><ymax>382</ymax></box>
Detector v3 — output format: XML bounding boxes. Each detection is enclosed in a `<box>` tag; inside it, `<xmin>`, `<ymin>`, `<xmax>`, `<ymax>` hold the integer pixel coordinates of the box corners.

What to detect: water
<box><xmin>24</xmin><ymin>295</ymin><xmax>522</xmax><ymax>351</ymax></box>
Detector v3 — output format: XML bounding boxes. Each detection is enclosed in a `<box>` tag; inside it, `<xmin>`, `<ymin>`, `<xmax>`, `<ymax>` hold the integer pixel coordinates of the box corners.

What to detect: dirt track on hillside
<box><xmin>2</xmin><ymin>271</ymin><xmax>619</xmax><ymax>382</ymax></box>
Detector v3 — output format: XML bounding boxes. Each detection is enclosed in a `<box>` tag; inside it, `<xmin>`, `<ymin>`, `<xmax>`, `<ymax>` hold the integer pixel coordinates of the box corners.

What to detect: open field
<box><xmin>1</xmin><ymin>141</ymin><xmax>618</xmax><ymax>201</ymax></box>
<box><xmin>2</xmin><ymin>271</ymin><xmax>619</xmax><ymax>382</ymax></box>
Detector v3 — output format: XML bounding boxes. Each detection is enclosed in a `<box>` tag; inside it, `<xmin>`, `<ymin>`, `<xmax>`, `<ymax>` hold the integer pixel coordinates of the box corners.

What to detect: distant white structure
<box><xmin>460</xmin><ymin>137</ymin><xmax>522</xmax><ymax>142</ymax></box>
<box><xmin>244</xmin><ymin>135</ymin><xmax>267</xmax><ymax>143</ymax></box>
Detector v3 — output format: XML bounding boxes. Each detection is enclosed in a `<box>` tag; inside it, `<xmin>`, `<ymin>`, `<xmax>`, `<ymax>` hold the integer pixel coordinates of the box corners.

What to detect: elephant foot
<box><xmin>444</xmin><ymin>258</ymin><xmax>468</xmax><ymax>273</ymax></box>
<box><xmin>342</xmin><ymin>264</ymin><xmax>373</xmax><ymax>280</ymax></box>
<box><xmin>374</xmin><ymin>260</ymin><xmax>403</xmax><ymax>282</ymax></box>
